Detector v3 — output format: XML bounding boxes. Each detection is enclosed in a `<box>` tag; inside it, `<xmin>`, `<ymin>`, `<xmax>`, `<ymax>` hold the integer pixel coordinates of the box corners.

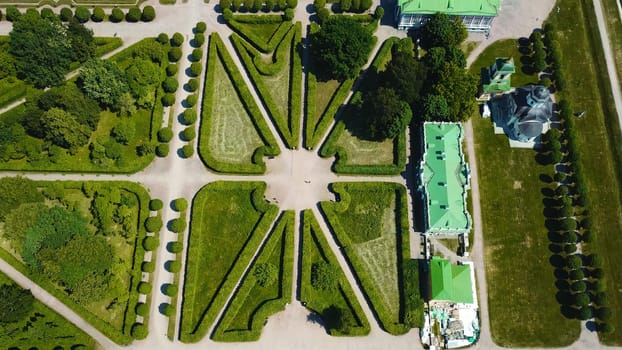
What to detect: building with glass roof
<box><xmin>395</xmin><ymin>0</ymin><xmax>500</xmax><ymax>32</ymax></box>
<box><xmin>418</xmin><ymin>122</ymin><xmax>471</xmax><ymax>235</ymax></box>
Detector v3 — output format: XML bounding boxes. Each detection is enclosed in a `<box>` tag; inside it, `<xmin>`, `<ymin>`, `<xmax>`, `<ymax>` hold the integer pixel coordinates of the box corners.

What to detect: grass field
<box><xmin>320</xmin><ymin>182</ymin><xmax>410</xmax><ymax>334</ymax></box>
<box><xmin>212</xmin><ymin>211</ymin><xmax>294</xmax><ymax>341</ymax></box>
<box><xmin>208</xmin><ymin>54</ymin><xmax>264</xmax><ymax>164</ymax></box>
<box><xmin>0</xmin><ymin>272</ymin><xmax>96</xmax><ymax>349</ymax></box>
<box><xmin>300</xmin><ymin>210</ymin><xmax>370</xmax><ymax>336</ymax></box>
<box><xmin>333</xmin><ymin>129</ymin><xmax>395</xmax><ymax>165</ymax></box>
<box><xmin>180</xmin><ymin>182</ymin><xmax>279</xmax><ymax>343</ymax></box>
<box><xmin>546</xmin><ymin>0</ymin><xmax>622</xmax><ymax>344</ymax></box>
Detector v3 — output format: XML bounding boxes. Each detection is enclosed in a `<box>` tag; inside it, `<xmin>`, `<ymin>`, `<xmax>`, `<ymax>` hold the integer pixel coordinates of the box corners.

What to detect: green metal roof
<box><xmin>482</xmin><ymin>57</ymin><xmax>515</xmax><ymax>93</ymax></box>
<box><xmin>397</xmin><ymin>0</ymin><xmax>500</xmax><ymax>16</ymax></box>
<box><xmin>421</xmin><ymin>123</ymin><xmax>471</xmax><ymax>233</ymax></box>
<box><xmin>430</xmin><ymin>256</ymin><xmax>473</xmax><ymax>304</ymax></box>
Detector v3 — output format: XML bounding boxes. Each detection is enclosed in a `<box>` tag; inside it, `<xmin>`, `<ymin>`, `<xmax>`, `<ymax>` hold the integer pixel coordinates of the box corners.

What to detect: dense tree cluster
<box><xmin>0</xmin><ymin>284</ymin><xmax>34</xmax><ymax>324</ymax></box>
<box><xmin>309</xmin><ymin>16</ymin><xmax>375</xmax><ymax>81</ymax></box>
<box><xmin>9</xmin><ymin>12</ymin><xmax>94</xmax><ymax>88</ymax></box>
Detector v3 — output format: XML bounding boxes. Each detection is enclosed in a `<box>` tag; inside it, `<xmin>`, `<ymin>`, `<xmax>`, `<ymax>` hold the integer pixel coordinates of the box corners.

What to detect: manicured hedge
<box><xmin>231</xmin><ymin>13</ymin><xmax>285</xmax><ymax>23</ymax></box>
<box><xmin>197</xmin><ymin>33</ymin><xmax>280</xmax><ymax>174</ymax></box>
<box><xmin>230</xmin><ymin>23</ymin><xmax>300</xmax><ymax>148</ymax></box>
<box><xmin>319</xmin><ymin>183</ymin><xmax>413</xmax><ymax>334</ymax></box>
<box><xmin>0</xmin><ymin>181</ymin><xmax>152</xmax><ymax>345</ymax></box>
<box><xmin>212</xmin><ymin>211</ymin><xmax>295</xmax><ymax>341</ymax></box>
<box><xmin>227</xmin><ymin>19</ymin><xmax>291</xmax><ymax>53</ymax></box>
<box><xmin>179</xmin><ymin>182</ymin><xmax>279</xmax><ymax>342</ymax></box>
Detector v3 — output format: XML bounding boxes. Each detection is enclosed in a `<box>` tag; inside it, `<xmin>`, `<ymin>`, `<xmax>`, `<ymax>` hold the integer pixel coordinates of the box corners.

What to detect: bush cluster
<box><xmin>172</xmin><ymin>198</ymin><xmax>188</xmax><ymax>212</ymax></box>
<box><xmin>220</xmin><ymin>0</ymin><xmax>297</xmax><ymax>12</ymax></box>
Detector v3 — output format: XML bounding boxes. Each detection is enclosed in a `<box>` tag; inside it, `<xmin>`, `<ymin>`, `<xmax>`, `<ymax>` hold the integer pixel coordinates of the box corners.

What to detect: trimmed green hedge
<box><xmin>319</xmin><ymin>182</ymin><xmax>413</xmax><ymax>335</ymax></box>
<box><xmin>227</xmin><ymin>19</ymin><xmax>292</xmax><ymax>53</ymax></box>
<box><xmin>231</xmin><ymin>22</ymin><xmax>301</xmax><ymax>149</ymax></box>
<box><xmin>0</xmin><ymin>181</ymin><xmax>152</xmax><ymax>345</ymax></box>
<box><xmin>197</xmin><ymin>33</ymin><xmax>280</xmax><ymax>174</ymax></box>
<box><xmin>211</xmin><ymin>211</ymin><xmax>295</xmax><ymax>341</ymax></box>
<box><xmin>179</xmin><ymin>181</ymin><xmax>279</xmax><ymax>342</ymax></box>
<box><xmin>300</xmin><ymin>209</ymin><xmax>371</xmax><ymax>336</ymax></box>
<box><xmin>231</xmin><ymin>13</ymin><xmax>285</xmax><ymax>24</ymax></box>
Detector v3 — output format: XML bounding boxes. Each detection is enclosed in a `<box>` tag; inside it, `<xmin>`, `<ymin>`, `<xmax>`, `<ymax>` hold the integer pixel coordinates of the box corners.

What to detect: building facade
<box><xmin>395</xmin><ymin>0</ymin><xmax>500</xmax><ymax>32</ymax></box>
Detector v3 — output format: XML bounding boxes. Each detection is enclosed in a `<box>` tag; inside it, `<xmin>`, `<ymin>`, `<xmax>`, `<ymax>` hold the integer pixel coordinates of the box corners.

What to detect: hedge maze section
<box><xmin>180</xmin><ymin>182</ymin><xmax>279</xmax><ymax>343</ymax></box>
<box><xmin>300</xmin><ymin>210</ymin><xmax>370</xmax><ymax>336</ymax></box>
<box><xmin>212</xmin><ymin>210</ymin><xmax>295</xmax><ymax>342</ymax></box>
<box><xmin>0</xmin><ymin>180</ymin><xmax>152</xmax><ymax>345</ymax></box>
<box><xmin>231</xmin><ymin>21</ymin><xmax>302</xmax><ymax>149</ymax></box>
<box><xmin>320</xmin><ymin>182</ymin><xmax>412</xmax><ymax>335</ymax></box>
<box><xmin>227</xmin><ymin>17</ymin><xmax>292</xmax><ymax>53</ymax></box>
<box><xmin>0</xmin><ymin>271</ymin><xmax>97</xmax><ymax>349</ymax></box>
<box><xmin>198</xmin><ymin>34</ymin><xmax>280</xmax><ymax>174</ymax></box>
<box><xmin>319</xmin><ymin>38</ymin><xmax>406</xmax><ymax>175</ymax></box>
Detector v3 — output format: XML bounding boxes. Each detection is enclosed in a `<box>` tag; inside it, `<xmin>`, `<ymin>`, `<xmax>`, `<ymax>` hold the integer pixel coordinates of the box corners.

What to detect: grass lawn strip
<box><xmin>0</xmin><ymin>181</ymin><xmax>151</xmax><ymax>345</ymax></box>
<box><xmin>319</xmin><ymin>38</ymin><xmax>406</xmax><ymax>174</ymax></box>
<box><xmin>231</xmin><ymin>23</ymin><xmax>301</xmax><ymax>148</ymax></box>
<box><xmin>547</xmin><ymin>0</ymin><xmax>622</xmax><ymax>344</ymax></box>
<box><xmin>300</xmin><ymin>209</ymin><xmax>370</xmax><ymax>336</ymax></box>
<box><xmin>180</xmin><ymin>181</ymin><xmax>279</xmax><ymax>343</ymax></box>
<box><xmin>320</xmin><ymin>182</ymin><xmax>410</xmax><ymax>335</ymax></box>
<box><xmin>198</xmin><ymin>33</ymin><xmax>280</xmax><ymax>174</ymax></box>
<box><xmin>212</xmin><ymin>210</ymin><xmax>294</xmax><ymax>341</ymax></box>
<box><xmin>0</xmin><ymin>271</ymin><xmax>97</xmax><ymax>349</ymax></box>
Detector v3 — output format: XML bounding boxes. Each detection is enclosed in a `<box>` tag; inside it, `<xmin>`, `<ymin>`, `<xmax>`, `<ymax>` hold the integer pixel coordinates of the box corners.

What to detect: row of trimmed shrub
<box><xmin>1</xmin><ymin>6</ymin><xmax>155</xmax><ymax>23</ymax></box>
<box><xmin>299</xmin><ymin>209</ymin><xmax>371</xmax><ymax>336</ymax></box>
<box><xmin>226</xmin><ymin>17</ymin><xmax>291</xmax><ymax>53</ymax></box>
<box><xmin>319</xmin><ymin>182</ymin><xmax>412</xmax><ymax>335</ymax></box>
<box><xmin>197</xmin><ymin>33</ymin><xmax>280</xmax><ymax>174</ymax></box>
<box><xmin>212</xmin><ymin>210</ymin><xmax>295</xmax><ymax>341</ymax></box>
<box><xmin>230</xmin><ymin>24</ymin><xmax>299</xmax><ymax>148</ymax></box>
<box><xmin>312</xmin><ymin>0</ymin><xmax>372</xmax><ymax>14</ymax></box>
<box><xmin>179</xmin><ymin>182</ymin><xmax>279</xmax><ymax>343</ymax></box>
<box><xmin>220</xmin><ymin>0</ymin><xmax>297</xmax><ymax>13</ymax></box>
<box><xmin>164</xmin><ymin>198</ymin><xmax>188</xmax><ymax>339</ymax></box>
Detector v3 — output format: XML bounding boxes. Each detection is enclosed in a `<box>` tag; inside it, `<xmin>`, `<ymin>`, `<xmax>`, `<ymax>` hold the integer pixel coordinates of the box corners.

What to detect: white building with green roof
<box><xmin>395</xmin><ymin>0</ymin><xmax>500</xmax><ymax>32</ymax></box>
<box><xmin>418</xmin><ymin>122</ymin><xmax>471</xmax><ymax>235</ymax></box>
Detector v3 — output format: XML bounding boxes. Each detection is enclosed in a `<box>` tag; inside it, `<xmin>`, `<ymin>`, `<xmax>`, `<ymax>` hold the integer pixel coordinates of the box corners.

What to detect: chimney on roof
<box><xmin>448</xmin><ymin>0</ymin><xmax>453</xmax><ymax>9</ymax></box>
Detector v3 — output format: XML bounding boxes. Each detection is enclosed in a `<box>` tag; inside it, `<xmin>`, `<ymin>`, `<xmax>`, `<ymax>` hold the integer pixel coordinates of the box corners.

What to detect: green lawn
<box><xmin>300</xmin><ymin>209</ymin><xmax>370</xmax><ymax>336</ymax></box>
<box><xmin>0</xmin><ymin>272</ymin><xmax>96</xmax><ymax>349</ymax></box>
<box><xmin>547</xmin><ymin>0</ymin><xmax>622</xmax><ymax>344</ymax></box>
<box><xmin>212</xmin><ymin>211</ymin><xmax>294</xmax><ymax>341</ymax></box>
<box><xmin>470</xmin><ymin>38</ymin><xmax>538</xmax><ymax>87</ymax></box>
<box><xmin>320</xmin><ymin>182</ymin><xmax>410</xmax><ymax>335</ymax></box>
<box><xmin>180</xmin><ymin>181</ymin><xmax>278</xmax><ymax>343</ymax></box>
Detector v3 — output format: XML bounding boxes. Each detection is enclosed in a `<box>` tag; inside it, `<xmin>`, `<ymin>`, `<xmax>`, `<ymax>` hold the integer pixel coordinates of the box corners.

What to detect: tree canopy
<box><xmin>309</xmin><ymin>16</ymin><xmax>374</xmax><ymax>81</ymax></box>
<box><xmin>78</xmin><ymin>59</ymin><xmax>129</xmax><ymax>108</ymax></box>
<box><xmin>381</xmin><ymin>50</ymin><xmax>427</xmax><ymax>105</ymax></box>
<box><xmin>0</xmin><ymin>176</ymin><xmax>43</xmax><ymax>220</ymax></box>
<box><xmin>418</xmin><ymin>12</ymin><xmax>467</xmax><ymax>50</ymax></box>
<box><xmin>363</xmin><ymin>87</ymin><xmax>412</xmax><ymax>140</ymax></box>
<box><xmin>0</xmin><ymin>284</ymin><xmax>34</xmax><ymax>324</ymax></box>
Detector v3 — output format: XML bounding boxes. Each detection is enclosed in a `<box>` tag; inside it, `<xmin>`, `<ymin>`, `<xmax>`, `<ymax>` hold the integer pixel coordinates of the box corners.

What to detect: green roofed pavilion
<box><xmin>419</xmin><ymin>122</ymin><xmax>471</xmax><ymax>235</ymax></box>
<box><xmin>430</xmin><ymin>256</ymin><xmax>473</xmax><ymax>304</ymax></box>
<box><xmin>395</xmin><ymin>0</ymin><xmax>500</xmax><ymax>32</ymax></box>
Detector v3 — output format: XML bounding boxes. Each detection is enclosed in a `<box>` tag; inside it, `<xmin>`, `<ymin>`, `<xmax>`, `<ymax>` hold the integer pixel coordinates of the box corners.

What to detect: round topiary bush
<box><xmin>163</xmin><ymin>284</ymin><xmax>178</xmax><ymax>297</ymax></box>
<box><xmin>143</xmin><ymin>236</ymin><xmax>160</xmax><ymax>251</ymax></box>
<box><xmin>156</xmin><ymin>143</ymin><xmax>170</xmax><ymax>157</ymax></box>
<box><xmin>169</xmin><ymin>218</ymin><xmax>187</xmax><ymax>233</ymax></box>
<box><xmin>166</xmin><ymin>260</ymin><xmax>181</xmax><ymax>272</ymax></box>
<box><xmin>189</xmin><ymin>62</ymin><xmax>202</xmax><ymax>77</ymax></box>
<box><xmin>126</xmin><ymin>6</ymin><xmax>141</xmax><ymax>22</ymax></box>
<box><xmin>313</xmin><ymin>0</ymin><xmax>326</xmax><ymax>11</ymax></box>
<box><xmin>374</xmin><ymin>5</ymin><xmax>384</xmax><ymax>19</ymax></box>
<box><xmin>195</xmin><ymin>21</ymin><xmax>207</xmax><ymax>33</ymax></box>
<box><xmin>193</xmin><ymin>33</ymin><xmax>205</xmax><ymax>47</ymax></box>
<box><xmin>181</xmin><ymin>109</ymin><xmax>197</xmax><ymax>125</ymax></box>
<box><xmin>187</xmin><ymin>78</ymin><xmax>199</xmax><ymax>92</ymax></box>
<box><xmin>110</xmin><ymin>8</ymin><xmax>124</xmax><ymax>22</ymax></box>
<box><xmin>283</xmin><ymin>8</ymin><xmax>294</xmax><ymax>21</ymax></box>
<box><xmin>90</xmin><ymin>7</ymin><xmax>106</xmax><ymax>22</ymax></box>
<box><xmin>131</xmin><ymin>323</ymin><xmax>148</xmax><ymax>339</ymax></box>
<box><xmin>180</xmin><ymin>144</ymin><xmax>194</xmax><ymax>158</ymax></box>
<box><xmin>138</xmin><ymin>282</ymin><xmax>152</xmax><ymax>294</ymax></box>
<box><xmin>161</xmin><ymin>303</ymin><xmax>174</xmax><ymax>316</ymax></box>
<box><xmin>316</xmin><ymin>7</ymin><xmax>330</xmax><ymax>23</ymax></box>
<box><xmin>162</xmin><ymin>77</ymin><xmax>179</xmax><ymax>93</ymax></box>
<box><xmin>223</xmin><ymin>8</ymin><xmax>233</xmax><ymax>22</ymax></box>
<box><xmin>162</xmin><ymin>93</ymin><xmax>175</xmax><ymax>107</ymax></box>
<box><xmin>41</xmin><ymin>8</ymin><xmax>55</xmax><ymax>20</ymax></box>
<box><xmin>172</xmin><ymin>198</ymin><xmax>188</xmax><ymax>211</ymax></box>
<box><xmin>171</xmin><ymin>32</ymin><xmax>184</xmax><ymax>47</ymax></box>
<box><xmin>157</xmin><ymin>33</ymin><xmax>169</xmax><ymax>45</ymax></box>
<box><xmin>135</xmin><ymin>302</ymin><xmax>149</xmax><ymax>316</ymax></box>
<box><xmin>168</xmin><ymin>241</ymin><xmax>183</xmax><ymax>253</ymax></box>
<box><xmin>75</xmin><ymin>6</ymin><xmax>90</xmax><ymax>23</ymax></box>
<box><xmin>150</xmin><ymin>199</ymin><xmax>164</xmax><ymax>211</ymax></box>
<box><xmin>287</xmin><ymin>0</ymin><xmax>297</xmax><ymax>8</ymax></box>
<box><xmin>141</xmin><ymin>5</ymin><xmax>156</xmax><ymax>21</ymax></box>
<box><xmin>220</xmin><ymin>0</ymin><xmax>232</xmax><ymax>10</ymax></box>
<box><xmin>166</xmin><ymin>64</ymin><xmax>178</xmax><ymax>77</ymax></box>
<box><xmin>168</xmin><ymin>47</ymin><xmax>182</xmax><ymax>62</ymax></box>
<box><xmin>144</xmin><ymin>216</ymin><xmax>163</xmax><ymax>232</ymax></box>
<box><xmin>181</xmin><ymin>127</ymin><xmax>196</xmax><ymax>141</ymax></box>
<box><xmin>185</xmin><ymin>94</ymin><xmax>198</xmax><ymax>107</ymax></box>
<box><xmin>59</xmin><ymin>7</ymin><xmax>73</xmax><ymax>22</ymax></box>
<box><xmin>157</xmin><ymin>127</ymin><xmax>174</xmax><ymax>143</ymax></box>
<box><xmin>141</xmin><ymin>261</ymin><xmax>155</xmax><ymax>273</ymax></box>
<box><xmin>191</xmin><ymin>48</ymin><xmax>203</xmax><ymax>62</ymax></box>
